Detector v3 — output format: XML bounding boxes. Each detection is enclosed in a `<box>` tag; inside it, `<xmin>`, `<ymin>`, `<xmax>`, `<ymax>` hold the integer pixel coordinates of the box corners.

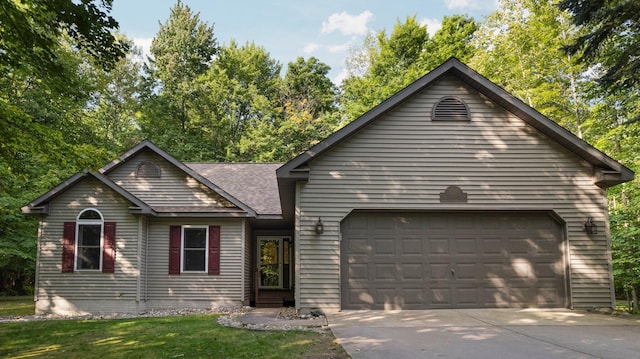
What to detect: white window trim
<box><xmin>75</xmin><ymin>208</ymin><xmax>104</xmax><ymax>271</ymax></box>
<box><xmin>180</xmin><ymin>225</ymin><xmax>209</xmax><ymax>273</ymax></box>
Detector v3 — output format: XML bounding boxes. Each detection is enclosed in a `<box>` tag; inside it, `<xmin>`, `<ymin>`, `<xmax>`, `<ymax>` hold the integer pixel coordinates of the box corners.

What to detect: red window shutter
<box><xmin>102</xmin><ymin>222</ymin><xmax>116</xmax><ymax>273</ymax></box>
<box><xmin>169</xmin><ymin>225</ymin><xmax>181</xmax><ymax>275</ymax></box>
<box><xmin>62</xmin><ymin>222</ymin><xmax>76</xmax><ymax>273</ymax></box>
<box><xmin>208</xmin><ymin>225</ymin><xmax>220</xmax><ymax>275</ymax></box>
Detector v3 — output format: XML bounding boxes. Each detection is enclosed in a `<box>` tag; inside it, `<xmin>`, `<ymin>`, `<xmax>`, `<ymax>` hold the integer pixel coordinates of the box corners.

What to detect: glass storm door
<box><xmin>258</xmin><ymin>237</ymin><xmax>291</xmax><ymax>289</ymax></box>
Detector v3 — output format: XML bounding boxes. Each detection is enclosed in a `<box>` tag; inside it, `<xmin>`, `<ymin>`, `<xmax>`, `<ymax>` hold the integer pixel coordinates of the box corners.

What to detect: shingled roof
<box><xmin>187</xmin><ymin>162</ymin><xmax>283</xmax><ymax>216</ymax></box>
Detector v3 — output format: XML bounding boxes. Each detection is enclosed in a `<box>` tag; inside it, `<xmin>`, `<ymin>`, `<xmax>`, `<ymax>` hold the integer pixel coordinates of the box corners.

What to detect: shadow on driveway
<box><xmin>326</xmin><ymin>309</ymin><xmax>640</xmax><ymax>359</ymax></box>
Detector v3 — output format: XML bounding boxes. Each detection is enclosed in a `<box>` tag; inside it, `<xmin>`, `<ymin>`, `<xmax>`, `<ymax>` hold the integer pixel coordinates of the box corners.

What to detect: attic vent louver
<box><xmin>432</xmin><ymin>97</ymin><xmax>470</xmax><ymax>121</ymax></box>
<box><xmin>136</xmin><ymin>161</ymin><xmax>161</xmax><ymax>178</ymax></box>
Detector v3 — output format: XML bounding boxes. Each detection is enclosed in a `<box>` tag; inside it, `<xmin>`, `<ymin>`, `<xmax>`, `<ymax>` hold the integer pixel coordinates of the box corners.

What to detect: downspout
<box><xmin>294</xmin><ymin>182</ymin><xmax>302</xmax><ymax>311</ymax></box>
<box><xmin>145</xmin><ymin>218</ymin><xmax>149</xmax><ymax>302</ymax></box>
<box><xmin>603</xmin><ymin>190</ymin><xmax>616</xmax><ymax>309</ymax></box>
<box><xmin>241</xmin><ymin>218</ymin><xmax>246</xmax><ymax>305</ymax></box>
<box><xmin>136</xmin><ymin>216</ymin><xmax>143</xmax><ymax>304</ymax></box>
<box><xmin>34</xmin><ymin>219</ymin><xmax>44</xmax><ymax>304</ymax></box>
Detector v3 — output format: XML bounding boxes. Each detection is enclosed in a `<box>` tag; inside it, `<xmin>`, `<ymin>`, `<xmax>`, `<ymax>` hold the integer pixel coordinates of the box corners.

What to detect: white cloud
<box><xmin>420</xmin><ymin>18</ymin><xmax>442</xmax><ymax>37</ymax></box>
<box><xmin>332</xmin><ymin>68</ymin><xmax>350</xmax><ymax>86</ymax></box>
<box><xmin>445</xmin><ymin>0</ymin><xmax>479</xmax><ymax>10</ymax></box>
<box><xmin>321</xmin><ymin>10</ymin><xmax>373</xmax><ymax>36</ymax></box>
<box><xmin>304</xmin><ymin>42</ymin><xmax>320</xmax><ymax>54</ymax></box>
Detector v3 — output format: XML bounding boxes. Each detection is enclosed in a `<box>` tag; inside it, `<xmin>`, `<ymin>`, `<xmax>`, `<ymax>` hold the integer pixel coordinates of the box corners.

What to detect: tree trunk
<box><xmin>633</xmin><ymin>285</ymin><xmax>639</xmax><ymax>313</ymax></box>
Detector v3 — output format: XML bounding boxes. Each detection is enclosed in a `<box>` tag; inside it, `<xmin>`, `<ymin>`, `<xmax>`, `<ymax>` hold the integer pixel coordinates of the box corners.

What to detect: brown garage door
<box><xmin>340</xmin><ymin>211</ymin><xmax>567</xmax><ymax>309</ymax></box>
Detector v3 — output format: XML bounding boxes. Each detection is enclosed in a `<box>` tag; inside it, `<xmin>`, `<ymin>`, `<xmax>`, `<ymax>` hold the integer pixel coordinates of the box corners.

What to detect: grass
<box><xmin>615</xmin><ymin>300</ymin><xmax>639</xmax><ymax>315</ymax></box>
<box><xmin>0</xmin><ymin>296</ymin><xmax>35</xmax><ymax>316</ymax></box>
<box><xmin>0</xmin><ymin>297</ymin><xmax>348</xmax><ymax>359</ymax></box>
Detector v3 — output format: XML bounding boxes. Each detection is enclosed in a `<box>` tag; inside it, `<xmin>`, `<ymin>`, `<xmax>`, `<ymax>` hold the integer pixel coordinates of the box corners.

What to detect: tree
<box><xmin>420</xmin><ymin>15</ymin><xmax>478</xmax><ymax>71</ymax></box>
<box><xmin>140</xmin><ymin>0</ymin><xmax>218</xmax><ymax>160</ymax></box>
<box><xmin>0</xmin><ymin>0</ymin><xmax>127</xmax><ymax>78</ymax></box>
<box><xmin>0</xmin><ymin>0</ymin><xmax>124</xmax><ymax>294</ymax></box>
<box><xmin>84</xmin><ymin>35</ymin><xmax>144</xmax><ymax>153</ymax></box>
<box><xmin>471</xmin><ymin>0</ymin><xmax>589</xmax><ymax>137</ymax></box>
<box><xmin>239</xmin><ymin>57</ymin><xmax>339</xmax><ymax>161</ymax></box>
<box><xmin>559</xmin><ymin>0</ymin><xmax>640</xmax><ymax>94</ymax></box>
<box><xmin>342</xmin><ymin>15</ymin><xmax>479</xmax><ymax>121</ymax></box>
<box><xmin>342</xmin><ymin>16</ymin><xmax>429</xmax><ymax>120</ymax></box>
<box><xmin>206</xmin><ymin>40</ymin><xmax>282</xmax><ymax>161</ymax></box>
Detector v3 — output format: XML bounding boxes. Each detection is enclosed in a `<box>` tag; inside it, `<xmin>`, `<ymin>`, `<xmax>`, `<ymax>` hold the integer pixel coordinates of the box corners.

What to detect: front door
<box><xmin>258</xmin><ymin>236</ymin><xmax>292</xmax><ymax>289</ymax></box>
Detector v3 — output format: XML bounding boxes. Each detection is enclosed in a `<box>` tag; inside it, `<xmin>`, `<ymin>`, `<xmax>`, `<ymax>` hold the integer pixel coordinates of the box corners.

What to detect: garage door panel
<box><xmin>429</xmin><ymin>238</ymin><xmax>450</xmax><ymax>255</ymax></box>
<box><xmin>536</xmin><ymin>288</ymin><xmax>560</xmax><ymax>306</ymax></box>
<box><xmin>429</xmin><ymin>287</ymin><xmax>452</xmax><ymax>306</ymax></box>
<box><xmin>454</xmin><ymin>238</ymin><xmax>477</xmax><ymax>255</ymax></box>
<box><xmin>374</xmin><ymin>263</ymin><xmax>396</xmax><ymax>281</ymax></box>
<box><xmin>401</xmin><ymin>263</ymin><xmax>424</xmax><ymax>280</ymax></box>
<box><xmin>348</xmin><ymin>263</ymin><xmax>369</xmax><ymax>280</ymax></box>
<box><xmin>403</xmin><ymin>288</ymin><xmax>425</xmax><ymax>307</ymax></box>
<box><xmin>347</xmin><ymin>238</ymin><xmax>370</xmax><ymax>255</ymax></box>
<box><xmin>430</xmin><ymin>263</ymin><xmax>451</xmax><ymax>280</ymax></box>
<box><xmin>481</xmin><ymin>239</ymin><xmax>504</xmax><ymax>255</ymax></box>
<box><xmin>341</xmin><ymin>211</ymin><xmax>566</xmax><ymax>309</ymax></box>
<box><xmin>455</xmin><ymin>263</ymin><xmax>479</xmax><ymax>280</ymax></box>
<box><xmin>401</xmin><ymin>237</ymin><xmax>423</xmax><ymax>255</ymax></box>
<box><xmin>374</xmin><ymin>238</ymin><xmax>395</xmax><ymax>255</ymax></box>
<box><xmin>534</xmin><ymin>262</ymin><xmax>562</xmax><ymax>279</ymax></box>
<box><xmin>457</xmin><ymin>287</ymin><xmax>480</xmax><ymax>306</ymax></box>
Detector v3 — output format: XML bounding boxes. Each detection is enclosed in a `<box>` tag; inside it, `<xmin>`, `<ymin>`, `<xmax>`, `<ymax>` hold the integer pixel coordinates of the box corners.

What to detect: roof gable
<box><xmin>100</xmin><ymin>140</ymin><xmax>256</xmax><ymax>216</ymax></box>
<box><xmin>277</xmin><ymin>58</ymin><xmax>634</xmax><ymax>188</ymax></box>
<box><xmin>22</xmin><ymin>171</ymin><xmax>153</xmax><ymax>215</ymax></box>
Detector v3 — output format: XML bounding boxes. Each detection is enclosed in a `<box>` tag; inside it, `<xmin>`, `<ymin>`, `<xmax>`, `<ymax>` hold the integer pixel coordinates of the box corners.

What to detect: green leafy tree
<box><xmin>471</xmin><ymin>0</ymin><xmax>589</xmax><ymax>136</ymax></box>
<box><xmin>420</xmin><ymin>15</ymin><xmax>478</xmax><ymax>71</ymax></box>
<box><xmin>140</xmin><ymin>0</ymin><xmax>218</xmax><ymax>160</ymax></box>
<box><xmin>342</xmin><ymin>16</ymin><xmax>429</xmax><ymax>120</ymax></box>
<box><xmin>0</xmin><ymin>0</ymin><xmax>127</xmax><ymax>77</ymax></box>
<box><xmin>84</xmin><ymin>36</ymin><xmax>144</xmax><ymax>153</ymax></box>
<box><xmin>205</xmin><ymin>40</ymin><xmax>282</xmax><ymax>161</ymax></box>
<box><xmin>559</xmin><ymin>0</ymin><xmax>640</xmax><ymax>96</ymax></box>
<box><xmin>240</xmin><ymin>57</ymin><xmax>339</xmax><ymax>161</ymax></box>
<box><xmin>342</xmin><ymin>15</ymin><xmax>479</xmax><ymax>121</ymax></box>
<box><xmin>0</xmin><ymin>0</ymin><xmax>125</xmax><ymax>294</ymax></box>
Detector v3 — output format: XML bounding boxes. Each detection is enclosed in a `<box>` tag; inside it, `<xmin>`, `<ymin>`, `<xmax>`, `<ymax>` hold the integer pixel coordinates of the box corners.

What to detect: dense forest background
<box><xmin>1</xmin><ymin>0</ymin><xmax>639</xmax><ymax>309</ymax></box>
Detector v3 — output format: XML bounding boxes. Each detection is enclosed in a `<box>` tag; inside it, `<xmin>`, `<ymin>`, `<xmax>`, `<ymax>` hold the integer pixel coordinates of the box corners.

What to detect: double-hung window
<box><xmin>168</xmin><ymin>225</ymin><xmax>220</xmax><ymax>275</ymax></box>
<box><xmin>182</xmin><ymin>226</ymin><xmax>208</xmax><ymax>272</ymax></box>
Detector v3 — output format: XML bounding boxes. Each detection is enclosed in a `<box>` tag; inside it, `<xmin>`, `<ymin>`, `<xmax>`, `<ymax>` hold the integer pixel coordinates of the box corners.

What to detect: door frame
<box><xmin>257</xmin><ymin>236</ymin><xmax>292</xmax><ymax>289</ymax></box>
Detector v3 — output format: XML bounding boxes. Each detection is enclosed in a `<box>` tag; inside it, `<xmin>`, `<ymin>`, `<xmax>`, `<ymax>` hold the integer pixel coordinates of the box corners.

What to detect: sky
<box><xmin>111</xmin><ymin>0</ymin><xmax>499</xmax><ymax>83</ymax></box>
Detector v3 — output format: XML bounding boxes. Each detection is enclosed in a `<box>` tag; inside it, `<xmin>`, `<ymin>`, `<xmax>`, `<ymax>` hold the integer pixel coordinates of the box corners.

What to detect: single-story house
<box><xmin>23</xmin><ymin>58</ymin><xmax>634</xmax><ymax>315</ymax></box>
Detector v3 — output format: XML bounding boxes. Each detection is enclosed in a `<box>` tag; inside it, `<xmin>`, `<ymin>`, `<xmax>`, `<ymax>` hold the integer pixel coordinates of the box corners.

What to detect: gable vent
<box><xmin>136</xmin><ymin>161</ymin><xmax>161</xmax><ymax>178</ymax></box>
<box><xmin>432</xmin><ymin>97</ymin><xmax>470</xmax><ymax>121</ymax></box>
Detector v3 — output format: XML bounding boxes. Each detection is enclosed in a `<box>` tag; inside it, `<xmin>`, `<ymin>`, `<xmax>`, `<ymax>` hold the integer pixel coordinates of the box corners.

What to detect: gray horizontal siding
<box><xmin>145</xmin><ymin>218</ymin><xmax>244</xmax><ymax>305</ymax></box>
<box><xmin>297</xmin><ymin>75</ymin><xmax>610</xmax><ymax>310</ymax></box>
<box><xmin>36</xmin><ymin>177</ymin><xmax>140</xmax><ymax>314</ymax></box>
<box><xmin>107</xmin><ymin>151</ymin><xmax>233</xmax><ymax>208</ymax></box>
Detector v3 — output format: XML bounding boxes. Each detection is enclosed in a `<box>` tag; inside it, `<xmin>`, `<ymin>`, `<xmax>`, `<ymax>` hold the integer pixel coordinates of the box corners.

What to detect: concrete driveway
<box><xmin>326</xmin><ymin>309</ymin><xmax>640</xmax><ymax>358</ymax></box>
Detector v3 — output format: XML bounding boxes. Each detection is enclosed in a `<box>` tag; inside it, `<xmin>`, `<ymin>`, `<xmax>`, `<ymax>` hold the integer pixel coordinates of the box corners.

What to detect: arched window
<box><xmin>136</xmin><ymin>161</ymin><xmax>161</xmax><ymax>178</ymax></box>
<box><xmin>76</xmin><ymin>209</ymin><xmax>103</xmax><ymax>270</ymax></box>
<box><xmin>431</xmin><ymin>97</ymin><xmax>470</xmax><ymax>121</ymax></box>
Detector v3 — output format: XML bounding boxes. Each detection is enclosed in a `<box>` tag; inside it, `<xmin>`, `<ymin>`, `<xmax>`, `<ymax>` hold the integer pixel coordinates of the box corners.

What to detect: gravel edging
<box><xmin>217</xmin><ymin>307</ymin><xmax>329</xmax><ymax>333</ymax></box>
<box><xmin>0</xmin><ymin>306</ymin><xmax>329</xmax><ymax>333</ymax></box>
<box><xmin>0</xmin><ymin>306</ymin><xmax>248</xmax><ymax>323</ymax></box>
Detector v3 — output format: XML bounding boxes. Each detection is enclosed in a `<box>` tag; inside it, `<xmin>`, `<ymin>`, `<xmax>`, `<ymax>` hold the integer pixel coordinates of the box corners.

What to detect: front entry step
<box><xmin>256</xmin><ymin>290</ymin><xmax>294</xmax><ymax>308</ymax></box>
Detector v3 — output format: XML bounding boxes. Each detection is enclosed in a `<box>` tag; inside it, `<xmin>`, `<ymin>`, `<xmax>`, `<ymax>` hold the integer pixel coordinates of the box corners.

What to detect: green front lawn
<box><xmin>0</xmin><ymin>298</ymin><xmax>347</xmax><ymax>358</ymax></box>
<box><xmin>0</xmin><ymin>295</ymin><xmax>34</xmax><ymax>316</ymax></box>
